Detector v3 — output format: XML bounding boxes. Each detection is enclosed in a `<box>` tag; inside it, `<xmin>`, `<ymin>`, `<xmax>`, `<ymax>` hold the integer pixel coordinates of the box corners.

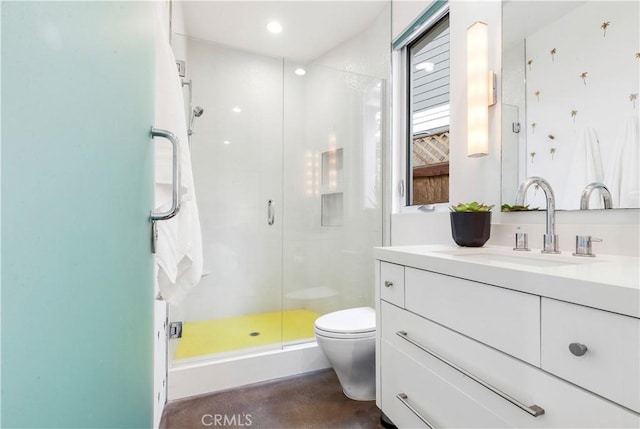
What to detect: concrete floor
<box><xmin>160</xmin><ymin>369</ymin><xmax>384</xmax><ymax>429</ymax></box>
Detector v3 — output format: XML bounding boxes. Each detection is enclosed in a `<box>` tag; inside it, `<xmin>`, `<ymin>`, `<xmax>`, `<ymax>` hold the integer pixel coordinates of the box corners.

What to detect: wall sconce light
<box><xmin>467</xmin><ymin>21</ymin><xmax>496</xmax><ymax>158</ymax></box>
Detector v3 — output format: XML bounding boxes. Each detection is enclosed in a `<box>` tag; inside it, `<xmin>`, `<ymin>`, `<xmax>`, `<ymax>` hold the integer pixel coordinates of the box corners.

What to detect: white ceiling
<box><xmin>178</xmin><ymin>1</ymin><xmax>388</xmax><ymax>63</ymax></box>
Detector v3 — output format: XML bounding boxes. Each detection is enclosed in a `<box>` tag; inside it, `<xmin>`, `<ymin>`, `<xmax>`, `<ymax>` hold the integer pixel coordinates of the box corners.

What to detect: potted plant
<box><xmin>450</xmin><ymin>202</ymin><xmax>493</xmax><ymax>247</ymax></box>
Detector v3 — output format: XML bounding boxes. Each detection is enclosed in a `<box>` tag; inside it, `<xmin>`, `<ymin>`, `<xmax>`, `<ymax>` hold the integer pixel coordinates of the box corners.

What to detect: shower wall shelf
<box><xmin>321</xmin><ymin>148</ymin><xmax>344</xmax><ymax>226</ymax></box>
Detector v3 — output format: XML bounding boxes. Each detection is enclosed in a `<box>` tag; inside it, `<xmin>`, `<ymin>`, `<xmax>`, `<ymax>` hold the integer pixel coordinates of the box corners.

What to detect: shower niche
<box><xmin>321</xmin><ymin>148</ymin><xmax>344</xmax><ymax>227</ymax></box>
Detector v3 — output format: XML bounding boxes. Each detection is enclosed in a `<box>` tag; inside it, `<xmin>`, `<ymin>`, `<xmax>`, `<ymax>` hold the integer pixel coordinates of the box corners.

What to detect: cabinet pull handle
<box><xmin>396</xmin><ymin>331</ymin><xmax>545</xmax><ymax>417</ymax></box>
<box><xmin>384</xmin><ymin>281</ymin><xmax>394</xmax><ymax>288</ymax></box>
<box><xmin>267</xmin><ymin>200</ymin><xmax>275</xmax><ymax>225</ymax></box>
<box><xmin>396</xmin><ymin>393</ymin><xmax>436</xmax><ymax>429</ymax></box>
<box><xmin>569</xmin><ymin>342</ymin><xmax>588</xmax><ymax>357</ymax></box>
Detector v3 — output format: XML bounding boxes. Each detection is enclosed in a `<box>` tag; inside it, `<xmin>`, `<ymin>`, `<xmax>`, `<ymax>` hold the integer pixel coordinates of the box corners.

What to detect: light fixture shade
<box><xmin>467</xmin><ymin>21</ymin><xmax>489</xmax><ymax>157</ymax></box>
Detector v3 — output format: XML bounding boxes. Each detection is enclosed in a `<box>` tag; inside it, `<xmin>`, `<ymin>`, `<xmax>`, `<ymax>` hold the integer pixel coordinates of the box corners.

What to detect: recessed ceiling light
<box><xmin>232</xmin><ymin>107</ymin><xmax>242</xmax><ymax>113</ymax></box>
<box><xmin>416</xmin><ymin>61</ymin><xmax>435</xmax><ymax>72</ymax></box>
<box><xmin>294</xmin><ymin>68</ymin><xmax>306</xmax><ymax>76</ymax></box>
<box><xmin>223</xmin><ymin>140</ymin><xmax>231</xmax><ymax>145</ymax></box>
<box><xmin>267</xmin><ymin>21</ymin><xmax>283</xmax><ymax>34</ymax></box>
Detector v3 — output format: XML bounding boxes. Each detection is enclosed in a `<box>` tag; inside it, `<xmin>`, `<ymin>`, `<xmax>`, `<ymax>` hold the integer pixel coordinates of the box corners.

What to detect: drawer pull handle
<box><xmin>569</xmin><ymin>342</ymin><xmax>588</xmax><ymax>357</ymax></box>
<box><xmin>396</xmin><ymin>331</ymin><xmax>545</xmax><ymax>418</ymax></box>
<box><xmin>396</xmin><ymin>393</ymin><xmax>436</xmax><ymax>429</ymax></box>
<box><xmin>384</xmin><ymin>281</ymin><xmax>394</xmax><ymax>288</ymax></box>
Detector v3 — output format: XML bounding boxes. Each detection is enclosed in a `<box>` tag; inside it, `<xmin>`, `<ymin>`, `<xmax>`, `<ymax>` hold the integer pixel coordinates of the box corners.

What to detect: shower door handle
<box><xmin>267</xmin><ymin>200</ymin><xmax>275</xmax><ymax>225</ymax></box>
<box><xmin>150</xmin><ymin>127</ymin><xmax>181</xmax><ymax>221</ymax></box>
<box><xmin>150</xmin><ymin>127</ymin><xmax>181</xmax><ymax>254</ymax></box>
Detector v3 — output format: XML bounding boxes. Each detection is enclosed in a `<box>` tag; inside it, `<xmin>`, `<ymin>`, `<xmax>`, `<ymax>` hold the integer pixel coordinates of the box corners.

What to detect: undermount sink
<box><xmin>433</xmin><ymin>248</ymin><xmax>599</xmax><ymax>268</ymax></box>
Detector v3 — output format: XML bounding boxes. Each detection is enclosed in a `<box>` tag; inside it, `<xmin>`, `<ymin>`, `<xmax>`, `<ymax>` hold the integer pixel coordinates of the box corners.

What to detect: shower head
<box><xmin>188</xmin><ymin>106</ymin><xmax>204</xmax><ymax>137</ymax></box>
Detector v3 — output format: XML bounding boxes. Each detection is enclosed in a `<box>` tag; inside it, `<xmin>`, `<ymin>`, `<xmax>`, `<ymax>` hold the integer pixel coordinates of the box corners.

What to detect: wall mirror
<box><xmin>501</xmin><ymin>1</ymin><xmax>639</xmax><ymax>211</ymax></box>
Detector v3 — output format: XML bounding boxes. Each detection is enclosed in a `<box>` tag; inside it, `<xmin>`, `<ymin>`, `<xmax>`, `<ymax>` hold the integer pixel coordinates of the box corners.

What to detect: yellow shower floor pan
<box><xmin>174</xmin><ymin>309</ymin><xmax>320</xmax><ymax>359</ymax></box>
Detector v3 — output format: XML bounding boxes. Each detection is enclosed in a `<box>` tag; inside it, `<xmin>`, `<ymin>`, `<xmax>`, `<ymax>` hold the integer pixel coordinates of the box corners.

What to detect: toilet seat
<box><xmin>314</xmin><ymin>307</ymin><xmax>375</xmax><ymax>339</ymax></box>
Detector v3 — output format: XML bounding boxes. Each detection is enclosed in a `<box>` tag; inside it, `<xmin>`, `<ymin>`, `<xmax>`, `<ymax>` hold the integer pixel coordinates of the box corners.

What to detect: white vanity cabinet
<box><xmin>380</xmin><ymin>262</ymin><xmax>405</xmax><ymax>308</ymax></box>
<box><xmin>541</xmin><ymin>298</ymin><xmax>640</xmax><ymax>413</ymax></box>
<box><xmin>404</xmin><ymin>267</ymin><xmax>541</xmax><ymax>366</ymax></box>
<box><xmin>375</xmin><ymin>247</ymin><xmax>640</xmax><ymax>429</ymax></box>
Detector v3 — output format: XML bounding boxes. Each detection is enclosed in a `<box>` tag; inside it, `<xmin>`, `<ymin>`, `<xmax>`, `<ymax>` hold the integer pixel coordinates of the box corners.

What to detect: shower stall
<box><xmin>167</xmin><ymin>1</ymin><xmax>390</xmax><ymax>397</ymax></box>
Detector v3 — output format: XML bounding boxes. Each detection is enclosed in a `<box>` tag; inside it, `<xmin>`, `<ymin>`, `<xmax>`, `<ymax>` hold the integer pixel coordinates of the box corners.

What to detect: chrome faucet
<box><xmin>516</xmin><ymin>177</ymin><xmax>560</xmax><ymax>254</ymax></box>
<box><xmin>580</xmin><ymin>182</ymin><xmax>613</xmax><ymax>210</ymax></box>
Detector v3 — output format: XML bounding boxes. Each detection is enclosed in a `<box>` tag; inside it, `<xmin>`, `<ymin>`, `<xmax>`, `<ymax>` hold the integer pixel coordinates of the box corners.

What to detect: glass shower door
<box><xmin>169</xmin><ymin>37</ymin><xmax>284</xmax><ymax>363</ymax></box>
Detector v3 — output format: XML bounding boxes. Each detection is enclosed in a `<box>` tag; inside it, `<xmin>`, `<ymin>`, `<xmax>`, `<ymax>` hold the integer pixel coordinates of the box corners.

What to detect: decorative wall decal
<box><xmin>549</xmin><ymin>147</ymin><xmax>557</xmax><ymax>159</ymax></box>
<box><xmin>579</xmin><ymin>71</ymin><xmax>588</xmax><ymax>84</ymax></box>
<box><xmin>534</xmin><ymin>90</ymin><xmax>541</xmax><ymax>101</ymax></box>
<box><xmin>530</xmin><ymin>151</ymin><xmax>536</xmax><ymax>163</ymax></box>
<box><xmin>530</xmin><ymin>122</ymin><xmax>537</xmax><ymax>133</ymax></box>
<box><xmin>631</xmin><ymin>93</ymin><xmax>638</xmax><ymax>108</ymax></box>
<box><xmin>550</xmin><ymin>48</ymin><xmax>557</xmax><ymax>60</ymax></box>
<box><xmin>601</xmin><ymin>21</ymin><xmax>610</xmax><ymax>37</ymax></box>
<box><xmin>570</xmin><ymin>110</ymin><xmax>578</xmax><ymax>122</ymax></box>
<box><xmin>636</xmin><ymin>52</ymin><xmax>640</xmax><ymax>59</ymax></box>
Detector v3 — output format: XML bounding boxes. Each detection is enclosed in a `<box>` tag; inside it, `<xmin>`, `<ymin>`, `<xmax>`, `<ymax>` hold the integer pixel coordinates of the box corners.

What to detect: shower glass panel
<box><xmin>169</xmin><ymin>37</ymin><xmax>285</xmax><ymax>363</ymax></box>
<box><xmin>282</xmin><ymin>63</ymin><xmax>384</xmax><ymax>324</ymax></box>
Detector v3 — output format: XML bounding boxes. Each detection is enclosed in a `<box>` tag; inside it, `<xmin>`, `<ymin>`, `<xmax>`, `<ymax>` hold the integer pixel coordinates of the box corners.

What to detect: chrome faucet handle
<box><xmin>514</xmin><ymin>232</ymin><xmax>530</xmax><ymax>251</ymax></box>
<box><xmin>573</xmin><ymin>235</ymin><xmax>602</xmax><ymax>257</ymax></box>
<box><xmin>542</xmin><ymin>233</ymin><xmax>561</xmax><ymax>254</ymax></box>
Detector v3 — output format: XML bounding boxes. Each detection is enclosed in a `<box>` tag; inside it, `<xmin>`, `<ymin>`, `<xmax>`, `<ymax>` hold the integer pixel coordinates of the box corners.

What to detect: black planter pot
<box><xmin>450</xmin><ymin>212</ymin><xmax>491</xmax><ymax>247</ymax></box>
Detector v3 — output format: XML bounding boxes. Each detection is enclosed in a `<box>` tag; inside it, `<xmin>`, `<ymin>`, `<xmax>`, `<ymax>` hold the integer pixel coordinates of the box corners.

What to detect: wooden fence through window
<box><xmin>412</xmin><ymin>131</ymin><xmax>449</xmax><ymax>204</ymax></box>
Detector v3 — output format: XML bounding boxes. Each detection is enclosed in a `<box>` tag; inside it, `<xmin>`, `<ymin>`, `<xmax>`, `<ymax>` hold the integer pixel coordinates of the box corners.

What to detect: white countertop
<box><xmin>374</xmin><ymin>245</ymin><xmax>640</xmax><ymax>318</ymax></box>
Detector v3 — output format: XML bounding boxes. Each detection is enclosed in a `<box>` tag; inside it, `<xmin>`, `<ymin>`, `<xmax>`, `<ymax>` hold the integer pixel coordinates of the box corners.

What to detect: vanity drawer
<box><xmin>541</xmin><ymin>298</ymin><xmax>640</xmax><ymax>413</ymax></box>
<box><xmin>405</xmin><ymin>267</ymin><xmax>541</xmax><ymax>365</ymax></box>
<box><xmin>381</xmin><ymin>340</ymin><xmax>510</xmax><ymax>428</ymax></box>
<box><xmin>380</xmin><ymin>262</ymin><xmax>405</xmax><ymax>308</ymax></box>
<box><xmin>381</xmin><ymin>301</ymin><xmax>640</xmax><ymax>428</ymax></box>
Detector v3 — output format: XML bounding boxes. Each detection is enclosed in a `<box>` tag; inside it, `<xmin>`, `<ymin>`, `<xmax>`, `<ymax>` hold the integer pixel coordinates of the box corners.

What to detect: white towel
<box><xmin>154</xmin><ymin>11</ymin><xmax>203</xmax><ymax>304</ymax></box>
<box><xmin>560</xmin><ymin>127</ymin><xmax>604</xmax><ymax>209</ymax></box>
<box><xmin>607</xmin><ymin>115</ymin><xmax>640</xmax><ymax>208</ymax></box>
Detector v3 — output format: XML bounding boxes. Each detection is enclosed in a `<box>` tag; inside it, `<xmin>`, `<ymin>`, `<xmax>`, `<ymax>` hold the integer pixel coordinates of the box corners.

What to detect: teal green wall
<box><xmin>1</xmin><ymin>2</ymin><xmax>155</xmax><ymax>427</ymax></box>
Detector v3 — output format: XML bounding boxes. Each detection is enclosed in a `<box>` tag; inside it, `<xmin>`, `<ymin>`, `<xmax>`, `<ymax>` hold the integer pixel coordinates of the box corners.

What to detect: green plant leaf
<box><xmin>501</xmin><ymin>204</ymin><xmax>539</xmax><ymax>212</ymax></box>
<box><xmin>451</xmin><ymin>201</ymin><xmax>494</xmax><ymax>212</ymax></box>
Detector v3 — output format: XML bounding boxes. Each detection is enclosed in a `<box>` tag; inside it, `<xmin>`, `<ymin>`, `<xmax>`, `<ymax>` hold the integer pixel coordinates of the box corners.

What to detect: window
<box><xmin>407</xmin><ymin>14</ymin><xmax>450</xmax><ymax>206</ymax></box>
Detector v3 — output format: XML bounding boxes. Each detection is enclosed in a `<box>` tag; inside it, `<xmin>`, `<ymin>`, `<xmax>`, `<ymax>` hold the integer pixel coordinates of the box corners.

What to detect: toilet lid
<box><xmin>314</xmin><ymin>307</ymin><xmax>375</xmax><ymax>334</ymax></box>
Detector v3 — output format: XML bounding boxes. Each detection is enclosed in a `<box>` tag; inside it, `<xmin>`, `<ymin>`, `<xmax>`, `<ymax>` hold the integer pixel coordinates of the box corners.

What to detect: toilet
<box><xmin>314</xmin><ymin>307</ymin><xmax>376</xmax><ymax>401</ymax></box>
